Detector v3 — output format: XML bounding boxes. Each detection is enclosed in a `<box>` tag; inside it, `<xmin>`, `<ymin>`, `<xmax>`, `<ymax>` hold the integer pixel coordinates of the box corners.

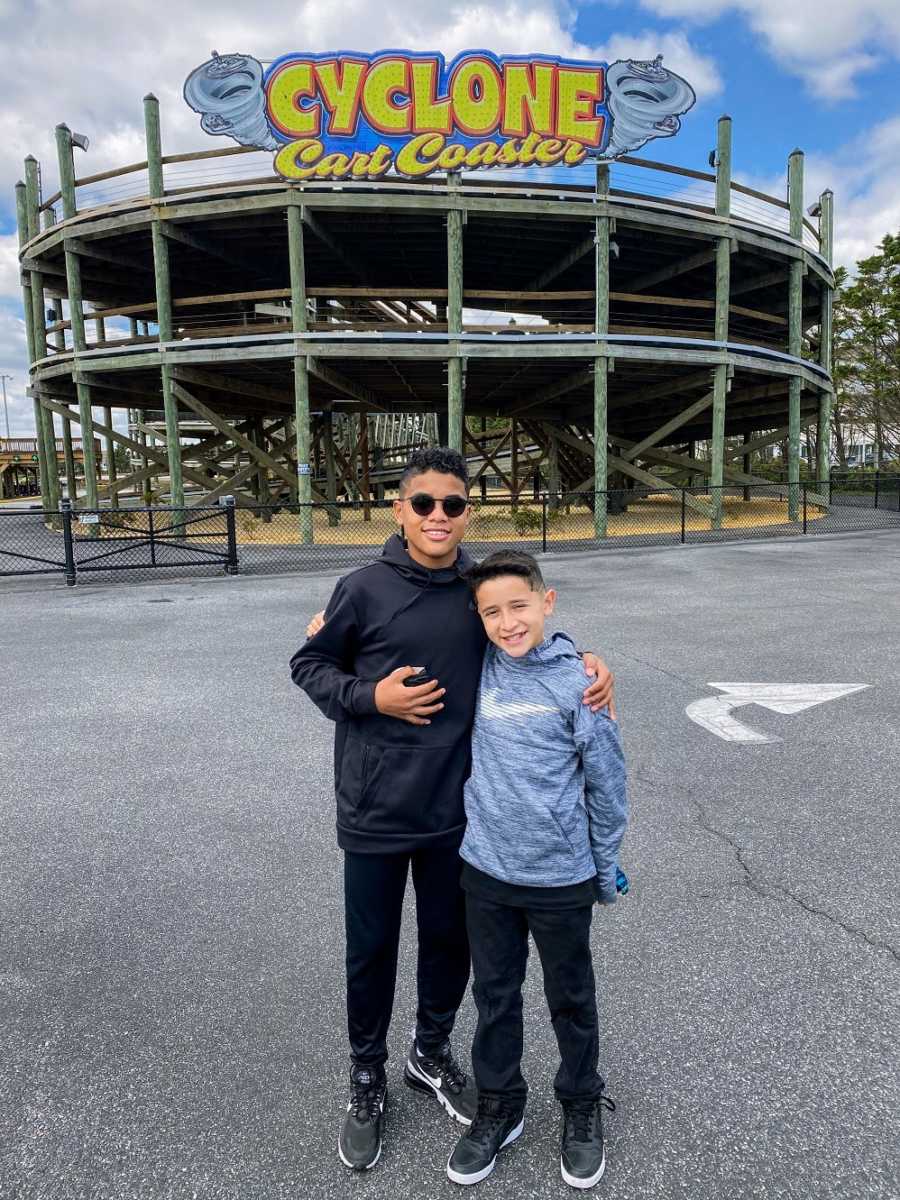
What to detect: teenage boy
<box><xmin>447</xmin><ymin>549</ymin><xmax>627</xmax><ymax>1191</ymax></box>
<box><xmin>290</xmin><ymin>448</ymin><xmax>614</xmax><ymax>1173</ymax></box>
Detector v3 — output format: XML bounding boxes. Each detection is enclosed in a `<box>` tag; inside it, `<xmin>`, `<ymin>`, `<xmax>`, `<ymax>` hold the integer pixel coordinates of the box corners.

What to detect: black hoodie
<box><xmin>290</xmin><ymin>534</ymin><xmax>487</xmax><ymax>854</ymax></box>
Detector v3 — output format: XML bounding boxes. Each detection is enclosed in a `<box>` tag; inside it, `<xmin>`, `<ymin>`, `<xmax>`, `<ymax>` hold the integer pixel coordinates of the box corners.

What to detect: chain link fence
<box><xmin>2</xmin><ymin>475</ymin><xmax>898</xmax><ymax>587</ymax></box>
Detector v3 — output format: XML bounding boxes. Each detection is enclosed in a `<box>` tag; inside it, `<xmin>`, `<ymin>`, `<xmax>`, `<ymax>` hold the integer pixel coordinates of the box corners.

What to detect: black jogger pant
<box><xmin>466</xmin><ymin>893</ymin><xmax>605</xmax><ymax>1109</ymax></box>
<box><xmin>344</xmin><ymin>846</ymin><xmax>470</xmax><ymax>1069</ymax></box>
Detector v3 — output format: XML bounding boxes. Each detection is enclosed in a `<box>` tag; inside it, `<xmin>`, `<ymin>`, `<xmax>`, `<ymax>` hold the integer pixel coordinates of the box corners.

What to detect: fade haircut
<box><xmin>398</xmin><ymin>446</ymin><xmax>469</xmax><ymax>496</ymax></box>
<box><xmin>466</xmin><ymin>549</ymin><xmax>545</xmax><ymax>597</ymax></box>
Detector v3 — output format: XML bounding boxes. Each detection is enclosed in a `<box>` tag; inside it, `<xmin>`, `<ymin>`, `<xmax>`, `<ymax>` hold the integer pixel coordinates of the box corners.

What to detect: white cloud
<box><xmin>640</xmin><ymin>0</ymin><xmax>900</xmax><ymax>98</ymax></box>
<box><xmin>593</xmin><ymin>30</ymin><xmax>722</xmax><ymax>98</ymax></box>
<box><xmin>733</xmin><ymin>114</ymin><xmax>900</xmax><ymax>270</ymax></box>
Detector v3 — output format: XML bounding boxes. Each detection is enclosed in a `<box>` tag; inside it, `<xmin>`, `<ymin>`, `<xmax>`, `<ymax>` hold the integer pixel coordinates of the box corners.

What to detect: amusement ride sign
<box><xmin>184</xmin><ymin>50</ymin><xmax>695</xmax><ymax>182</ymax></box>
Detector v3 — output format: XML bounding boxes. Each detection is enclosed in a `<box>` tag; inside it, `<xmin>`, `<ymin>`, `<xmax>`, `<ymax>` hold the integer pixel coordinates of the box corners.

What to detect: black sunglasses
<box><xmin>404</xmin><ymin>493</ymin><xmax>469</xmax><ymax>518</ymax></box>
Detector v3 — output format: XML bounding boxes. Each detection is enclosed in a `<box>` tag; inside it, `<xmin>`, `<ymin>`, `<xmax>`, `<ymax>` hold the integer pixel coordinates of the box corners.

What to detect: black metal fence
<box><xmin>2</xmin><ymin>475</ymin><xmax>899</xmax><ymax>587</ymax></box>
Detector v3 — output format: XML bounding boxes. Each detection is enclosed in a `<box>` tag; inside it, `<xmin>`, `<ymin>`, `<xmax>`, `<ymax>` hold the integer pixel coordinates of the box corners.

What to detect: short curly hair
<box><xmin>399</xmin><ymin>446</ymin><xmax>470</xmax><ymax>495</ymax></box>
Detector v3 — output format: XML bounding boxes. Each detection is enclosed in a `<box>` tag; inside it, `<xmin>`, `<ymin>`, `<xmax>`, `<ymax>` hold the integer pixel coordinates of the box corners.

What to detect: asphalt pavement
<box><xmin>1</xmin><ymin>531</ymin><xmax>898</xmax><ymax>1199</ymax></box>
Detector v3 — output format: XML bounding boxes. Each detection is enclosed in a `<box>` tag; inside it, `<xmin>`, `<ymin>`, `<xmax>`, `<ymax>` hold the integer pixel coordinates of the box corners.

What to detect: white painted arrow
<box><xmin>685</xmin><ymin>683</ymin><xmax>869</xmax><ymax>743</ymax></box>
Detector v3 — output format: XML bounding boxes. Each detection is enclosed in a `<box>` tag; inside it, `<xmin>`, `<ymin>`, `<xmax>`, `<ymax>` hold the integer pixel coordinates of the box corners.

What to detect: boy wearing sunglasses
<box><xmin>290</xmin><ymin>448</ymin><xmax>614</xmax><ymax>1173</ymax></box>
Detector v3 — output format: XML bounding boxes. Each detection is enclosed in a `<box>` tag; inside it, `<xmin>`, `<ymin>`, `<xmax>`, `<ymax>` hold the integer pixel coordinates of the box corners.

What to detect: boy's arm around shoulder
<box><xmin>573</xmin><ymin>701</ymin><xmax>628</xmax><ymax>905</ymax></box>
<box><xmin>289</xmin><ymin>577</ymin><xmax>378</xmax><ymax>723</ymax></box>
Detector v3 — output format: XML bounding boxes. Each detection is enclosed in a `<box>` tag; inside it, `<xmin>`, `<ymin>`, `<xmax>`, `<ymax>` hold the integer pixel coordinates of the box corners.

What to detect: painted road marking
<box><xmin>685</xmin><ymin>683</ymin><xmax>870</xmax><ymax>744</ymax></box>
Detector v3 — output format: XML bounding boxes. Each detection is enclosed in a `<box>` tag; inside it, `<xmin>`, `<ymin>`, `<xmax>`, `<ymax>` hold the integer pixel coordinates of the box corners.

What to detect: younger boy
<box><xmin>447</xmin><ymin>550</ymin><xmax>628</xmax><ymax>1190</ymax></box>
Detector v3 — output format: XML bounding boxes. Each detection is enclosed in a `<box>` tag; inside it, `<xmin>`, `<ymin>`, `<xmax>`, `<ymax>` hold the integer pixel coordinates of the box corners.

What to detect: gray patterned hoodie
<box><xmin>460</xmin><ymin>632</ymin><xmax>628</xmax><ymax>902</ymax></box>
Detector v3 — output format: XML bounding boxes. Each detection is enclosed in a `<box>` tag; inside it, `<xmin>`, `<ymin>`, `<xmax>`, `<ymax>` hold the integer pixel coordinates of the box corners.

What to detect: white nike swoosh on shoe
<box><xmin>410</xmin><ymin>1058</ymin><xmax>443</xmax><ymax>1089</ymax></box>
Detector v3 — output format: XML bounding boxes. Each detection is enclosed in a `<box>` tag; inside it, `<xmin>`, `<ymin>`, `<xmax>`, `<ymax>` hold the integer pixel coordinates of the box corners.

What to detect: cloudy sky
<box><xmin>1</xmin><ymin>0</ymin><xmax>899</xmax><ymax>434</ymax></box>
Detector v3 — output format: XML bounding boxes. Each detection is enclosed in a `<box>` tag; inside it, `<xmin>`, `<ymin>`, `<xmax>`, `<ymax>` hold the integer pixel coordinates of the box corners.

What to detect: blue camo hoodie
<box><xmin>459</xmin><ymin>632</ymin><xmax>628</xmax><ymax>902</ymax></box>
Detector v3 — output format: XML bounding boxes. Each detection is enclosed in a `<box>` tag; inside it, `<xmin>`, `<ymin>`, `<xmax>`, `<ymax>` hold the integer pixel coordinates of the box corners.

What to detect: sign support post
<box><xmin>447</xmin><ymin>174</ymin><xmax>464</xmax><ymax>453</ymax></box>
<box><xmin>787</xmin><ymin>148</ymin><xmax>804</xmax><ymax>522</ymax></box>
<box><xmin>288</xmin><ymin>200</ymin><xmax>313</xmax><ymax>543</ymax></box>
<box><xmin>594</xmin><ymin>161</ymin><xmax>610</xmax><ymax>539</ymax></box>
<box><xmin>711</xmin><ymin>114</ymin><xmax>732</xmax><ymax>530</ymax></box>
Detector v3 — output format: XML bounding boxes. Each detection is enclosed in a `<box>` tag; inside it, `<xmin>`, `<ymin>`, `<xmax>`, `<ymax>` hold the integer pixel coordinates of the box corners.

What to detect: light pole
<box><xmin>0</xmin><ymin>374</ymin><xmax>12</xmax><ymax>440</ymax></box>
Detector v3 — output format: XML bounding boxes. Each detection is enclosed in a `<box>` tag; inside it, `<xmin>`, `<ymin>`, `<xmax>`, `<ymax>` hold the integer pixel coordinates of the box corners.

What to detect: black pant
<box><xmin>344</xmin><ymin>846</ymin><xmax>470</xmax><ymax>1068</ymax></box>
<box><xmin>466</xmin><ymin>893</ymin><xmax>604</xmax><ymax>1108</ymax></box>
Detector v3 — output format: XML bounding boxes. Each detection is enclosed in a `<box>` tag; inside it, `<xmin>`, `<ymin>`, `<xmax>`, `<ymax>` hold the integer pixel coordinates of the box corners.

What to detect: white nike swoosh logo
<box><xmin>416</xmin><ymin>1062</ymin><xmax>442</xmax><ymax>1089</ymax></box>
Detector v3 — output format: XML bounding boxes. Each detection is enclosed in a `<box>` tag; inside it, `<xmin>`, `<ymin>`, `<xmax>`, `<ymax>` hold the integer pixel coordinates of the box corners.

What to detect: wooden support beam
<box><xmin>623</xmin><ymin>389</ymin><xmax>715</xmax><ymax>462</ymax></box>
<box><xmin>529</xmin><ymin>233</ymin><xmax>594</xmax><ymax>291</ymax></box>
<box><xmin>159</xmin><ymin>220</ymin><xmax>268</xmax><ymax>279</ymax></box>
<box><xmin>68</xmin><ymin>237</ymin><xmax>153</xmax><ymax>274</ymax></box>
<box><xmin>170</xmin><ymin>378</ymin><xmax>298</xmax><ymax>491</ymax></box>
<box><xmin>627</xmin><ymin>243</ymin><xmax>730</xmax><ymax>294</ymax></box>
<box><xmin>308</xmin><ymin>358</ymin><xmax>387</xmax><ymax>413</ymax></box>
<box><xmin>608</xmin><ymin>453</ymin><xmax>712</xmax><ymax>517</ymax></box>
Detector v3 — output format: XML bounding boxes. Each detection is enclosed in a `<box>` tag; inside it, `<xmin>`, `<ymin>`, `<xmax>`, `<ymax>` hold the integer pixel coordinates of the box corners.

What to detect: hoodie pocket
<box><xmin>346</xmin><ymin>739</ymin><xmax>469</xmax><ymax>838</ymax></box>
<box><xmin>550</xmin><ymin>808</ymin><xmax>579</xmax><ymax>857</ymax></box>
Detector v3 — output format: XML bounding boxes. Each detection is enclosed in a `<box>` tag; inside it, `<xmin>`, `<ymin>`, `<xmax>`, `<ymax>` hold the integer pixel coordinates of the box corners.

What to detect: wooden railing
<box><xmin>36</xmin><ymin>140</ymin><xmax>820</xmax><ymax>249</ymax></box>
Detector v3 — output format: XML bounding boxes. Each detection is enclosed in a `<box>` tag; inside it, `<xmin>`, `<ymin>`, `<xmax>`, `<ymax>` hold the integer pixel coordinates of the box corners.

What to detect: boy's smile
<box><xmin>474</xmin><ymin>575</ymin><xmax>557</xmax><ymax>658</ymax></box>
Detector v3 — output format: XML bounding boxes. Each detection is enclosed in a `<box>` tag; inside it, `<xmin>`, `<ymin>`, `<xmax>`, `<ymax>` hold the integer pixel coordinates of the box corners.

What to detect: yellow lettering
<box><xmin>502</xmin><ymin>63</ymin><xmax>555</xmax><ymax>138</ymax></box>
<box><xmin>273</xmin><ymin>138</ymin><xmax>324</xmax><ymax>180</ymax></box>
<box><xmin>267</xmin><ymin>62</ymin><xmax>320</xmax><ymax>138</ymax></box>
<box><xmin>367</xmin><ymin>144</ymin><xmax>394</xmax><ymax>176</ymax></box>
<box><xmin>395</xmin><ymin>133</ymin><xmax>445</xmax><ymax>177</ymax></box>
<box><xmin>450</xmin><ymin>56</ymin><xmax>502</xmax><ymax>136</ymax></box>
<box><xmin>315</xmin><ymin>60</ymin><xmax>365</xmax><ymax>136</ymax></box>
<box><xmin>533</xmin><ymin>136</ymin><xmax>565</xmax><ymax>165</ymax></box>
<box><xmin>563</xmin><ymin>140</ymin><xmax>588</xmax><ymax>165</ymax></box>
<box><xmin>556</xmin><ymin>68</ymin><xmax>604</xmax><ymax>146</ymax></box>
<box><xmin>362</xmin><ymin>58</ymin><xmax>411</xmax><ymax>134</ymax></box>
<box><xmin>410</xmin><ymin>59</ymin><xmax>452</xmax><ymax>133</ymax></box>
<box><xmin>464</xmin><ymin>141</ymin><xmax>502</xmax><ymax>167</ymax></box>
<box><xmin>314</xmin><ymin>151</ymin><xmax>352</xmax><ymax>180</ymax></box>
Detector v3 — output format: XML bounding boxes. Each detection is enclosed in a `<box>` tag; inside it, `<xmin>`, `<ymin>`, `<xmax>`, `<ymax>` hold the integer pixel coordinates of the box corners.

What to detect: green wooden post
<box><xmin>24</xmin><ymin>156</ymin><xmax>60</xmax><ymax>516</ymax></box>
<box><xmin>817</xmin><ymin>189</ymin><xmax>834</xmax><ymax>500</ymax></box>
<box><xmin>594</xmin><ymin>161</ymin><xmax>610</xmax><ymax>537</ymax></box>
<box><xmin>55</xmin><ymin>124</ymin><xmax>77</xmax><ymax>220</ymax></box>
<box><xmin>103</xmin><ymin>405</ymin><xmax>119</xmax><ymax>508</ymax></box>
<box><xmin>787</xmin><ymin>148</ymin><xmax>804</xmax><ymax>520</ymax></box>
<box><xmin>62</xmin><ymin>406</ymin><xmax>78</xmax><ymax>501</ymax></box>
<box><xmin>323</xmin><ymin>411</ymin><xmax>339</xmax><ymax>525</ymax></box>
<box><xmin>446</xmin><ymin>174</ymin><xmax>464</xmax><ymax>452</ymax></box>
<box><xmin>145</xmin><ymin>93</ymin><xmax>183</xmax><ymax>508</ymax></box>
<box><xmin>55</xmin><ymin>124</ymin><xmax>99</xmax><ymax>511</ymax></box>
<box><xmin>15</xmin><ymin>180</ymin><xmax>49</xmax><ymax>510</ymax></box>
<box><xmin>711</xmin><ymin>115</ymin><xmax>732</xmax><ymax>529</ymax></box>
<box><xmin>288</xmin><ymin>202</ymin><xmax>313</xmax><ymax>542</ymax></box>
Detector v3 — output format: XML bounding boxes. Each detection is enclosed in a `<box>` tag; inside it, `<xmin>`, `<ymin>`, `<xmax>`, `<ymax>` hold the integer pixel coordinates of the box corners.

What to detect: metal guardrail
<box><xmin>2</xmin><ymin>477</ymin><xmax>898</xmax><ymax>587</ymax></box>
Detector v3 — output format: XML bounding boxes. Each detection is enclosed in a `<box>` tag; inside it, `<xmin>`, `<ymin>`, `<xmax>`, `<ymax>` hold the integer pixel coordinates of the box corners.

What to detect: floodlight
<box><xmin>708</xmin><ymin>150</ymin><xmax>717</xmax><ymax>168</ymax></box>
<box><xmin>70</xmin><ymin>132</ymin><xmax>90</xmax><ymax>152</ymax></box>
<box><xmin>807</xmin><ymin>202</ymin><xmax>822</xmax><ymax>218</ymax></box>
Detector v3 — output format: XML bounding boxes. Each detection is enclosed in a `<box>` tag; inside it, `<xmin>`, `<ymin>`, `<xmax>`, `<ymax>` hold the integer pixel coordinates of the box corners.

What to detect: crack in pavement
<box><xmin>635</xmin><ymin>772</ymin><xmax>900</xmax><ymax>965</ymax></box>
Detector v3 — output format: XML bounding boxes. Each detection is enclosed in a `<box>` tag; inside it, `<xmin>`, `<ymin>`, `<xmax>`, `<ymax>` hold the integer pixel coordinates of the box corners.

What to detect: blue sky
<box><xmin>1</xmin><ymin>0</ymin><xmax>898</xmax><ymax>434</ymax></box>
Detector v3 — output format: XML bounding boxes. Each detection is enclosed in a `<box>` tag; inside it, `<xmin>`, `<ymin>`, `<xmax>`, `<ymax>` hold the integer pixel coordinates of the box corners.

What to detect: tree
<box><xmin>832</xmin><ymin>234</ymin><xmax>900</xmax><ymax>467</ymax></box>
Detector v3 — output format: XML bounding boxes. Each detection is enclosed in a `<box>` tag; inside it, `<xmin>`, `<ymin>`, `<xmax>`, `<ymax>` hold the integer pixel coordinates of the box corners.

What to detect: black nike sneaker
<box><xmin>338</xmin><ymin>1064</ymin><xmax>387</xmax><ymax>1171</ymax></box>
<box><xmin>404</xmin><ymin>1040</ymin><xmax>477</xmax><ymax>1124</ymax></box>
<box><xmin>446</xmin><ymin>1095</ymin><xmax>524</xmax><ymax>1185</ymax></box>
<box><xmin>559</xmin><ymin>1096</ymin><xmax>616</xmax><ymax>1189</ymax></box>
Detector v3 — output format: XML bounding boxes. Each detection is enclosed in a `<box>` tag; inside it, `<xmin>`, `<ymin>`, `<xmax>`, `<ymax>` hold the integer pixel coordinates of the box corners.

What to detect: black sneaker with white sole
<box><xmin>446</xmin><ymin>1095</ymin><xmax>524</xmax><ymax>1185</ymax></box>
<box><xmin>338</xmin><ymin>1065</ymin><xmax>387</xmax><ymax>1171</ymax></box>
<box><xmin>559</xmin><ymin>1096</ymin><xmax>615</xmax><ymax>1189</ymax></box>
<box><xmin>404</xmin><ymin>1040</ymin><xmax>477</xmax><ymax>1124</ymax></box>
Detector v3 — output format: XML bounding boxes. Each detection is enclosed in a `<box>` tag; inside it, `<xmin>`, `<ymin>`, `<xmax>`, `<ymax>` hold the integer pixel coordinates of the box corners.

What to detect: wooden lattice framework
<box><xmin>15</xmin><ymin>103</ymin><xmax>834</xmax><ymax>537</ymax></box>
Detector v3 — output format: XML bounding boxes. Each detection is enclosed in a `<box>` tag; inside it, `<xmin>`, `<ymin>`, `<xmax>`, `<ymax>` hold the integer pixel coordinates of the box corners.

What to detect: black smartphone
<box><xmin>403</xmin><ymin>668</ymin><xmax>436</xmax><ymax>688</ymax></box>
